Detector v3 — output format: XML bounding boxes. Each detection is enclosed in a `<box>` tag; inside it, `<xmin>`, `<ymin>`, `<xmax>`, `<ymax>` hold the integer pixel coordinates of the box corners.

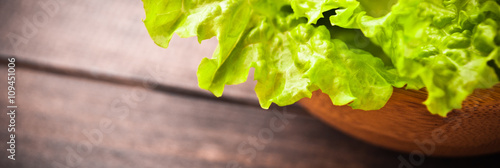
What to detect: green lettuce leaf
<box><xmin>143</xmin><ymin>0</ymin><xmax>402</xmax><ymax>110</ymax></box>
<box><xmin>331</xmin><ymin>0</ymin><xmax>500</xmax><ymax>116</ymax></box>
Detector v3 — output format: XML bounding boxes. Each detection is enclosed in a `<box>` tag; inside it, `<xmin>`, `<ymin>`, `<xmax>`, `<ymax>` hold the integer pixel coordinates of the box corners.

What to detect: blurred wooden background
<box><xmin>0</xmin><ymin>0</ymin><xmax>498</xmax><ymax>167</ymax></box>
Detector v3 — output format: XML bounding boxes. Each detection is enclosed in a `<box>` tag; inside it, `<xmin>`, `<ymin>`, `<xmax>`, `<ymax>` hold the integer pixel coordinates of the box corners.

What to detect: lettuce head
<box><xmin>142</xmin><ymin>0</ymin><xmax>500</xmax><ymax>117</ymax></box>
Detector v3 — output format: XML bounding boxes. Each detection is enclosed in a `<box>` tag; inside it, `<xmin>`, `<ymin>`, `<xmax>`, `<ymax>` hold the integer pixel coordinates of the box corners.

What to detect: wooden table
<box><xmin>0</xmin><ymin>0</ymin><xmax>498</xmax><ymax>167</ymax></box>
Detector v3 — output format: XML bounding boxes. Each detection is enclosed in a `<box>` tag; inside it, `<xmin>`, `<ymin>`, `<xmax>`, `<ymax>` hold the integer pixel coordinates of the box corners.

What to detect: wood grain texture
<box><xmin>1</xmin><ymin>67</ymin><xmax>499</xmax><ymax>168</ymax></box>
<box><xmin>299</xmin><ymin>85</ymin><xmax>500</xmax><ymax>157</ymax></box>
<box><xmin>0</xmin><ymin>0</ymin><xmax>257</xmax><ymax>103</ymax></box>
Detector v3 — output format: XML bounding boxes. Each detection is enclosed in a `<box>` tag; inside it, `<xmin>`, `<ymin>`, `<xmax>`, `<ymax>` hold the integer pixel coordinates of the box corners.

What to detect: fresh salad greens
<box><xmin>142</xmin><ymin>0</ymin><xmax>500</xmax><ymax>116</ymax></box>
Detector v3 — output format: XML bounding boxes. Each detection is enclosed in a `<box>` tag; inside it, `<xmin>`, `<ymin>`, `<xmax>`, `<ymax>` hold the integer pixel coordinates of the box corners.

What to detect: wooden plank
<box><xmin>1</xmin><ymin>67</ymin><xmax>499</xmax><ymax>168</ymax></box>
<box><xmin>0</xmin><ymin>0</ymin><xmax>257</xmax><ymax>102</ymax></box>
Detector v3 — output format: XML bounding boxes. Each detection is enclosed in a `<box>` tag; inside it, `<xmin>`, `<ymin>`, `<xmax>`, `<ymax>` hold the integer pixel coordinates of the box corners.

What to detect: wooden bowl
<box><xmin>298</xmin><ymin>84</ymin><xmax>500</xmax><ymax>157</ymax></box>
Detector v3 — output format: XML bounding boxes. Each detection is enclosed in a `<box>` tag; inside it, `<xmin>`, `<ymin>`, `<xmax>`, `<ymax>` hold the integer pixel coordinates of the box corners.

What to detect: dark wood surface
<box><xmin>0</xmin><ymin>0</ymin><xmax>498</xmax><ymax>168</ymax></box>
